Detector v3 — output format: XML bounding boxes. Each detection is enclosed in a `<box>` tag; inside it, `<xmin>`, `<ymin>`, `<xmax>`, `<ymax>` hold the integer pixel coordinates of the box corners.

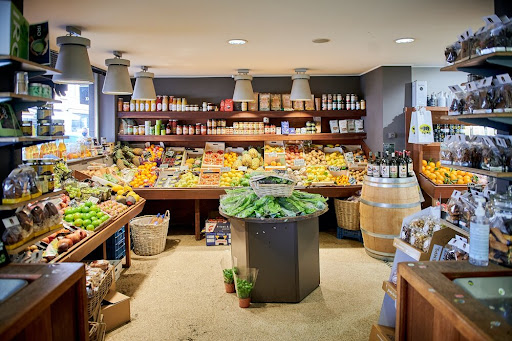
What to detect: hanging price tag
<box><xmin>293</xmin><ymin>159</ymin><xmax>306</xmax><ymax>167</ymax></box>
<box><xmin>220</xmin><ymin>167</ymin><xmax>231</xmax><ymax>172</ymax></box>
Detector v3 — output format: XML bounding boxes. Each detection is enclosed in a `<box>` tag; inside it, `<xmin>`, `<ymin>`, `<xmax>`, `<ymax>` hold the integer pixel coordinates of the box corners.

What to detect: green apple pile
<box><xmin>63</xmin><ymin>202</ymin><xmax>109</xmax><ymax>231</ymax></box>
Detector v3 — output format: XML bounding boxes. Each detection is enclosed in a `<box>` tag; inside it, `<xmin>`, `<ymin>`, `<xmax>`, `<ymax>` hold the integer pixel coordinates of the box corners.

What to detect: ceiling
<box><xmin>24</xmin><ymin>0</ymin><xmax>494</xmax><ymax>77</ymax></box>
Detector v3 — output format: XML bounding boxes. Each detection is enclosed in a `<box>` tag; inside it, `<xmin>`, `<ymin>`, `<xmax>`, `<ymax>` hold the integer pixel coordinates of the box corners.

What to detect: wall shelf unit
<box><xmin>440</xmin><ymin>51</ymin><xmax>512</xmax><ymax>76</ymax></box>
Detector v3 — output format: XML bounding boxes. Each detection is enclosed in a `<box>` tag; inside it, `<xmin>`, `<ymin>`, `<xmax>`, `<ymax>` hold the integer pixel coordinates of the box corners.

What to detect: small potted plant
<box><xmin>223</xmin><ymin>268</ymin><xmax>235</xmax><ymax>293</ymax></box>
<box><xmin>234</xmin><ymin>267</ymin><xmax>258</xmax><ymax>308</ymax></box>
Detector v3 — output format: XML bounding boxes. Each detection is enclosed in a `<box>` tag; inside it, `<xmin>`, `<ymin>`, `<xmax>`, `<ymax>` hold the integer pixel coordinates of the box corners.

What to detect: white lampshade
<box><xmin>53</xmin><ymin>35</ymin><xmax>94</xmax><ymax>84</ymax></box>
<box><xmin>290</xmin><ymin>69</ymin><xmax>312</xmax><ymax>101</ymax></box>
<box><xmin>103</xmin><ymin>54</ymin><xmax>133</xmax><ymax>95</ymax></box>
<box><xmin>132</xmin><ymin>67</ymin><xmax>156</xmax><ymax>100</ymax></box>
<box><xmin>232</xmin><ymin>69</ymin><xmax>254</xmax><ymax>102</ymax></box>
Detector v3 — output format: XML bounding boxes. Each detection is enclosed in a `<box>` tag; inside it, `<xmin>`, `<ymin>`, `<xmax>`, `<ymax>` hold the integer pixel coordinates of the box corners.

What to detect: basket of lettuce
<box><xmin>219</xmin><ymin>187</ymin><xmax>327</xmax><ymax>220</ymax></box>
<box><xmin>249</xmin><ymin>173</ymin><xmax>296</xmax><ymax>198</ymax></box>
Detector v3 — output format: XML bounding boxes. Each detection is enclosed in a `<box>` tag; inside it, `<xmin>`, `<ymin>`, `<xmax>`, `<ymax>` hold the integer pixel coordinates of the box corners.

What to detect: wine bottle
<box><xmin>373</xmin><ymin>152</ymin><xmax>381</xmax><ymax>177</ymax></box>
<box><xmin>389</xmin><ymin>152</ymin><xmax>398</xmax><ymax>178</ymax></box>
<box><xmin>380</xmin><ymin>152</ymin><xmax>390</xmax><ymax>178</ymax></box>
<box><xmin>367</xmin><ymin>151</ymin><xmax>373</xmax><ymax>177</ymax></box>
<box><xmin>406</xmin><ymin>151</ymin><xmax>414</xmax><ymax>177</ymax></box>
<box><xmin>398</xmin><ymin>151</ymin><xmax>407</xmax><ymax>178</ymax></box>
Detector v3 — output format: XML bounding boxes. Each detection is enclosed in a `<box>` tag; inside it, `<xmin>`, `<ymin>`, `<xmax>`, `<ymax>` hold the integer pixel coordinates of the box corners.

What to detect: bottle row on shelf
<box><xmin>366</xmin><ymin>151</ymin><xmax>414</xmax><ymax>178</ymax></box>
<box><xmin>118</xmin><ymin>93</ymin><xmax>366</xmax><ymax>113</ymax></box>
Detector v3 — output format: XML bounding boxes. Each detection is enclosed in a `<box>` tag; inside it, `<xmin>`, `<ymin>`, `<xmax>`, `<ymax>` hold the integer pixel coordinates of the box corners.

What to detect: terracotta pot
<box><xmin>239</xmin><ymin>297</ymin><xmax>251</xmax><ymax>308</ymax></box>
<box><xmin>224</xmin><ymin>282</ymin><xmax>235</xmax><ymax>293</ymax></box>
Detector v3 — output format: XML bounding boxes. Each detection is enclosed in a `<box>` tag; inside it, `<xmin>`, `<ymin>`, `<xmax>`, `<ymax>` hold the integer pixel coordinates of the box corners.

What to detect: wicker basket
<box><xmin>130</xmin><ymin>210</ymin><xmax>170</xmax><ymax>256</ymax></box>
<box><xmin>89</xmin><ymin>317</ymin><xmax>106</xmax><ymax>341</ymax></box>
<box><xmin>250</xmin><ymin>174</ymin><xmax>296</xmax><ymax>198</ymax></box>
<box><xmin>334</xmin><ymin>198</ymin><xmax>360</xmax><ymax>231</ymax></box>
<box><xmin>87</xmin><ymin>265</ymin><xmax>114</xmax><ymax>320</ymax></box>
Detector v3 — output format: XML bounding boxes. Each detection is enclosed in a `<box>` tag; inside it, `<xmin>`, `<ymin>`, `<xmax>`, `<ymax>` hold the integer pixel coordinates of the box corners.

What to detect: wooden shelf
<box><xmin>0</xmin><ymin>55</ymin><xmax>61</xmax><ymax>75</ymax></box>
<box><xmin>441</xmin><ymin>219</ymin><xmax>469</xmax><ymax>238</ymax></box>
<box><xmin>417</xmin><ymin>173</ymin><xmax>468</xmax><ymax>200</ymax></box>
<box><xmin>134</xmin><ymin>186</ymin><xmax>362</xmax><ymax>200</ymax></box>
<box><xmin>0</xmin><ymin>92</ymin><xmax>61</xmax><ymax>104</ymax></box>
<box><xmin>382</xmin><ymin>280</ymin><xmax>397</xmax><ymax>301</ymax></box>
<box><xmin>0</xmin><ymin>135</ymin><xmax>68</xmax><ymax>148</ymax></box>
<box><xmin>425</xmin><ymin>106</ymin><xmax>449</xmax><ymax>112</ymax></box>
<box><xmin>447</xmin><ymin>164</ymin><xmax>512</xmax><ymax>179</ymax></box>
<box><xmin>118</xmin><ymin>133</ymin><xmax>366</xmax><ymax>143</ymax></box>
<box><xmin>0</xmin><ymin>189</ymin><xmax>65</xmax><ymax>211</ymax></box>
<box><xmin>6</xmin><ymin>227</ymin><xmax>63</xmax><ymax>255</ymax></box>
<box><xmin>440</xmin><ymin>113</ymin><xmax>512</xmax><ymax>130</ymax></box>
<box><xmin>117</xmin><ymin>109</ymin><xmax>366</xmax><ymax>119</ymax></box>
<box><xmin>441</xmin><ymin>51</ymin><xmax>512</xmax><ymax>76</ymax></box>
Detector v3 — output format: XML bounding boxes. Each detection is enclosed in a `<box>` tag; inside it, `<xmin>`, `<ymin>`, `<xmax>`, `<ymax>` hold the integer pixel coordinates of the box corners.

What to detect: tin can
<box><xmin>196</xmin><ymin>123</ymin><xmax>201</xmax><ymax>135</ymax></box>
<box><xmin>188</xmin><ymin>125</ymin><xmax>194</xmax><ymax>135</ymax></box>
<box><xmin>156</xmin><ymin>96</ymin><xmax>162</xmax><ymax>111</ymax></box>
<box><xmin>177</xmin><ymin>125</ymin><xmax>183</xmax><ymax>135</ymax></box>
<box><xmin>270</xmin><ymin>125</ymin><xmax>276</xmax><ymax>134</ymax></box>
<box><xmin>130</xmin><ymin>99</ymin><xmax>136</xmax><ymax>111</ymax></box>
<box><xmin>139</xmin><ymin>125</ymin><xmax>145</xmax><ymax>135</ymax></box>
<box><xmin>135</xmin><ymin>100</ymin><xmax>140</xmax><ymax>111</ymax></box>
<box><xmin>327</xmin><ymin>94</ymin><xmax>332</xmax><ymax>110</ymax></box>
<box><xmin>341</xmin><ymin>99</ymin><xmax>345</xmax><ymax>110</ymax></box>
<box><xmin>118</xmin><ymin>98</ymin><xmax>123</xmax><ymax>111</ymax></box>
<box><xmin>162</xmin><ymin>96</ymin><xmax>168</xmax><ymax>111</ymax></box>
<box><xmin>123</xmin><ymin>102</ymin><xmax>130</xmax><ymax>111</ymax></box>
<box><xmin>182</xmin><ymin>125</ymin><xmax>188</xmax><ymax>135</ymax></box>
<box><xmin>201</xmin><ymin>125</ymin><xmax>207</xmax><ymax>135</ymax></box>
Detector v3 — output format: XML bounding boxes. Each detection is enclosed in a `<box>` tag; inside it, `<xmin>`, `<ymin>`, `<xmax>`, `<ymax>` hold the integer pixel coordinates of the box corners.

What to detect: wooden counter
<box><xmin>0</xmin><ymin>263</ymin><xmax>88</xmax><ymax>341</ymax></box>
<box><xmin>134</xmin><ymin>186</ymin><xmax>360</xmax><ymax>240</ymax></box>
<box><xmin>396</xmin><ymin>261</ymin><xmax>512</xmax><ymax>340</ymax></box>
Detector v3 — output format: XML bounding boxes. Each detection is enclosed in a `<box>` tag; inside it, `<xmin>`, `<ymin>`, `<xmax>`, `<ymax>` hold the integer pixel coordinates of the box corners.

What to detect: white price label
<box><xmin>345</xmin><ymin>152</ymin><xmax>354</xmax><ymax>163</ymax></box>
<box><xmin>293</xmin><ymin>159</ymin><xmax>306</xmax><ymax>167</ymax></box>
<box><xmin>160</xmin><ymin>164</ymin><xmax>169</xmax><ymax>169</ymax></box>
<box><xmin>267</xmin><ymin>152</ymin><xmax>277</xmax><ymax>157</ymax></box>
<box><xmin>180</xmin><ymin>165</ymin><xmax>189</xmax><ymax>171</ymax></box>
<box><xmin>328</xmin><ymin>166</ymin><xmax>341</xmax><ymax>172</ymax></box>
<box><xmin>238</xmin><ymin>166</ymin><xmax>248</xmax><ymax>171</ymax></box>
<box><xmin>220</xmin><ymin>167</ymin><xmax>231</xmax><ymax>172</ymax></box>
<box><xmin>88</xmin><ymin>197</ymin><xmax>99</xmax><ymax>204</ymax></box>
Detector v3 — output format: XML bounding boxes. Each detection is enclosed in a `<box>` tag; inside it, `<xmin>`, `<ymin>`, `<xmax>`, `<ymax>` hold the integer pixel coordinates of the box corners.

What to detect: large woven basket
<box><xmin>89</xmin><ymin>315</ymin><xmax>106</xmax><ymax>341</ymax></box>
<box><xmin>334</xmin><ymin>198</ymin><xmax>360</xmax><ymax>231</ymax></box>
<box><xmin>250</xmin><ymin>174</ymin><xmax>296</xmax><ymax>198</ymax></box>
<box><xmin>87</xmin><ymin>265</ymin><xmax>114</xmax><ymax>320</ymax></box>
<box><xmin>130</xmin><ymin>210</ymin><xmax>170</xmax><ymax>256</ymax></box>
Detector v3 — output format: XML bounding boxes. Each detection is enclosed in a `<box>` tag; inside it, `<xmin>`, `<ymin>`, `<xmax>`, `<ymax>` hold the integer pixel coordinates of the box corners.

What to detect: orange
<box><xmin>436</xmin><ymin>161</ymin><xmax>441</xmax><ymax>167</ymax></box>
<box><xmin>422</xmin><ymin>160</ymin><xmax>427</xmax><ymax>166</ymax></box>
<box><xmin>457</xmin><ymin>179</ymin><xmax>464</xmax><ymax>184</ymax></box>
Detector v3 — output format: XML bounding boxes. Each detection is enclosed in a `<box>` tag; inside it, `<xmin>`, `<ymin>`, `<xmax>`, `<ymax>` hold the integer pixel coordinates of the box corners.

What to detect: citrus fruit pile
<box><xmin>421</xmin><ymin>160</ymin><xmax>478</xmax><ymax>185</ymax></box>
<box><xmin>224</xmin><ymin>152</ymin><xmax>239</xmax><ymax>168</ymax></box>
<box><xmin>130</xmin><ymin>162</ymin><xmax>158</xmax><ymax>188</ymax></box>
<box><xmin>63</xmin><ymin>202</ymin><xmax>109</xmax><ymax>231</ymax></box>
<box><xmin>220</xmin><ymin>170</ymin><xmax>250</xmax><ymax>187</ymax></box>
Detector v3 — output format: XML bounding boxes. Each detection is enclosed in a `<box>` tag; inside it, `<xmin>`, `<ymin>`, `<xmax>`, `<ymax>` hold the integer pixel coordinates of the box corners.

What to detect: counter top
<box><xmin>397</xmin><ymin>261</ymin><xmax>512</xmax><ymax>340</ymax></box>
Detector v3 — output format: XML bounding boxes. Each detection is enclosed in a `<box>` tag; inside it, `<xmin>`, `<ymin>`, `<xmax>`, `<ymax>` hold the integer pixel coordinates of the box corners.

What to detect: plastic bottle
<box><xmin>469</xmin><ymin>197</ymin><xmax>489</xmax><ymax>266</ymax></box>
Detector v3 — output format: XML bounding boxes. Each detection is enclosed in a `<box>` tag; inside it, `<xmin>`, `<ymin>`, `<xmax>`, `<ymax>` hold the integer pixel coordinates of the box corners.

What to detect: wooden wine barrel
<box><xmin>360</xmin><ymin>176</ymin><xmax>422</xmax><ymax>260</ymax></box>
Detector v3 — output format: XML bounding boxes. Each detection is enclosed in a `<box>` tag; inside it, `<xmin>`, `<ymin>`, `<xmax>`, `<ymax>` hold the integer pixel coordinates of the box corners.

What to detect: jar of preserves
<box><xmin>162</xmin><ymin>96</ymin><xmax>169</xmax><ymax>111</ymax></box>
<box><xmin>135</xmin><ymin>100</ymin><xmax>140</xmax><ymax>111</ymax></box>
<box><xmin>133</xmin><ymin>126</ymin><xmax>139</xmax><ymax>135</ymax></box>
<box><xmin>127</xmin><ymin>125</ymin><xmax>133</xmax><ymax>135</ymax></box>
<box><xmin>172</xmin><ymin>120</ymin><xmax>177</xmax><ymax>134</ymax></box>
<box><xmin>216</xmin><ymin>127</ymin><xmax>221</xmax><ymax>135</ymax></box>
<box><xmin>177</xmin><ymin>125</ymin><xmax>183</xmax><ymax>135</ymax></box>
<box><xmin>130</xmin><ymin>99</ymin><xmax>136</xmax><ymax>111</ymax></box>
<box><xmin>188</xmin><ymin>125</ymin><xmax>194</xmax><ymax>135</ymax></box>
<box><xmin>196</xmin><ymin>123</ymin><xmax>201</xmax><ymax>135</ymax></box>
<box><xmin>21</xmin><ymin>121</ymin><xmax>32</xmax><ymax>136</ymax></box>
<box><xmin>139</xmin><ymin>125</ymin><xmax>145</xmax><ymax>135</ymax></box>
<box><xmin>207</xmin><ymin>128</ymin><xmax>211</xmax><ymax>135</ymax></box>
<box><xmin>118</xmin><ymin>97</ymin><xmax>123</xmax><ymax>111</ymax></box>
<box><xmin>233</xmin><ymin>122</ymin><xmax>239</xmax><ymax>129</ymax></box>
<box><xmin>201</xmin><ymin>125</ymin><xmax>207</xmax><ymax>135</ymax></box>
<box><xmin>182</xmin><ymin>125</ymin><xmax>188</xmax><ymax>135</ymax></box>
<box><xmin>156</xmin><ymin>96</ymin><xmax>162</xmax><ymax>111</ymax></box>
<box><xmin>150</xmin><ymin>99</ymin><xmax>156</xmax><ymax>112</ymax></box>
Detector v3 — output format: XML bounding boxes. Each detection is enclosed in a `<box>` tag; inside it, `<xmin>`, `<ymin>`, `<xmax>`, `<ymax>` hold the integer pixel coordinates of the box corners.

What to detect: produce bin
<box><xmin>221</xmin><ymin>208</ymin><xmax>327</xmax><ymax>303</ymax></box>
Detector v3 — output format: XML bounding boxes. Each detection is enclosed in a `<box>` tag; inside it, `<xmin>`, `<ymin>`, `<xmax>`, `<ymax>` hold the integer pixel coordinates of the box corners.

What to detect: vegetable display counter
<box><xmin>134</xmin><ymin>186</ymin><xmax>360</xmax><ymax>240</ymax></box>
<box><xmin>222</xmin><ymin>207</ymin><xmax>328</xmax><ymax>303</ymax></box>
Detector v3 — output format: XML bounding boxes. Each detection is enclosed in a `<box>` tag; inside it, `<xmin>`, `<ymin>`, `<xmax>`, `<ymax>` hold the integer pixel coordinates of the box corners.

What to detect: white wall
<box><xmin>411</xmin><ymin>67</ymin><xmax>467</xmax><ymax>96</ymax></box>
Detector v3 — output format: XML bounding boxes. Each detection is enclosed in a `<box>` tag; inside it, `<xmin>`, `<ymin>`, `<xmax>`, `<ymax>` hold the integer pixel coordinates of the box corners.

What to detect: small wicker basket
<box><xmin>334</xmin><ymin>198</ymin><xmax>360</xmax><ymax>231</ymax></box>
<box><xmin>250</xmin><ymin>174</ymin><xmax>296</xmax><ymax>198</ymax></box>
<box><xmin>130</xmin><ymin>210</ymin><xmax>170</xmax><ymax>256</ymax></box>
<box><xmin>87</xmin><ymin>265</ymin><xmax>114</xmax><ymax>320</ymax></box>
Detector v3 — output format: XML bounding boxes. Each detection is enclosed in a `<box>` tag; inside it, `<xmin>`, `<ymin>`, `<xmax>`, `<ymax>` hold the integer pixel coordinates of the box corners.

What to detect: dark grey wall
<box><xmin>361</xmin><ymin>68</ymin><xmax>383</xmax><ymax>152</ymax></box>
<box><xmin>97</xmin><ymin>74</ymin><xmax>116</xmax><ymax>141</ymax></box>
<box><xmin>382</xmin><ymin>66</ymin><xmax>411</xmax><ymax>151</ymax></box>
<box><xmin>151</xmin><ymin>76</ymin><xmax>361</xmax><ymax>105</ymax></box>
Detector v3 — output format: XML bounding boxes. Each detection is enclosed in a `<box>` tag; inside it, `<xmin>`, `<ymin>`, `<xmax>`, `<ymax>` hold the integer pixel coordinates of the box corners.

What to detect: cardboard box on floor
<box><xmin>369</xmin><ymin>324</ymin><xmax>395</xmax><ymax>341</ymax></box>
<box><xmin>101</xmin><ymin>286</ymin><xmax>130</xmax><ymax>332</ymax></box>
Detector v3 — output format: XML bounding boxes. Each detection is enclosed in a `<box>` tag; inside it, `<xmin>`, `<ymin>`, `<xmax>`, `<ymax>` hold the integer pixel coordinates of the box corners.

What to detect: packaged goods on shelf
<box><xmin>204</xmin><ymin>218</ymin><xmax>231</xmax><ymax>246</ymax></box>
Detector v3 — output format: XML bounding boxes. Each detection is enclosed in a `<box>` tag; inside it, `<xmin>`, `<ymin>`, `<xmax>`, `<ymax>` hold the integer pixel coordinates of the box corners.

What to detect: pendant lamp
<box><xmin>53</xmin><ymin>26</ymin><xmax>94</xmax><ymax>84</ymax></box>
<box><xmin>232</xmin><ymin>69</ymin><xmax>254</xmax><ymax>102</ymax></box>
<box><xmin>132</xmin><ymin>66</ymin><xmax>156</xmax><ymax>100</ymax></box>
<box><xmin>290</xmin><ymin>68</ymin><xmax>312</xmax><ymax>101</ymax></box>
<box><xmin>103</xmin><ymin>51</ymin><xmax>133</xmax><ymax>95</ymax></box>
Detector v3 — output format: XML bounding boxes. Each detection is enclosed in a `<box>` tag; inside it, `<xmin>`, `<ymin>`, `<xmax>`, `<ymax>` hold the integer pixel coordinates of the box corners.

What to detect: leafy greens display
<box><xmin>220</xmin><ymin>188</ymin><xmax>327</xmax><ymax>219</ymax></box>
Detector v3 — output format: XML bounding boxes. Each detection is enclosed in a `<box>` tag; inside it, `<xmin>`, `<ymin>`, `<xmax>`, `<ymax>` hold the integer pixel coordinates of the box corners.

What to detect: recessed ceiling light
<box><xmin>228</xmin><ymin>39</ymin><xmax>247</xmax><ymax>45</ymax></box>
<box><xmin>395</xmin><ymin>38</ymin><xmax>415</xmax><ymax>44</ymax></box>
<box><xmin>312</xmin><ymin>38</ymin><xmax>330</xmax><ymax>44</ymax></box>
